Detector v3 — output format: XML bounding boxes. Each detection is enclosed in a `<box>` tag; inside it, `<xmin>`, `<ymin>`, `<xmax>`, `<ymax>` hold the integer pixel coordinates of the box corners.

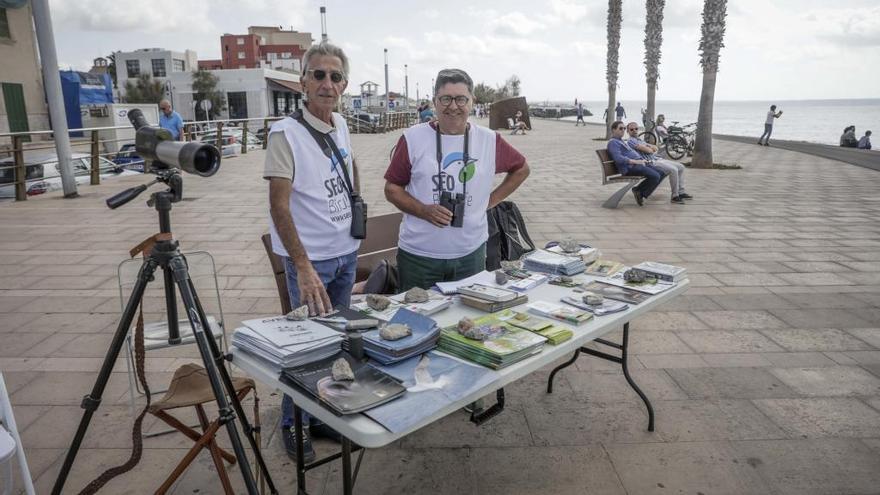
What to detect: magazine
<box><xmin>526</xmin><ymin>301</ymin><xmax>593</xmax><ymax>326</ymax></box>
<box><xmin>281</xmin><ymin>352</ymin><xmax>406</xmax><ymax>415</ymax></box>
<box><xmin>560</xmin><ymin>296</ymin><xmax>629</xmax><ymax>316</ymax></box>
<box><xmin>582</xmin><ymin>281</ymin><xmax>652</xmax><ymax>305</ymax></box>
<box><xmin>596</xmin><ymin>271</ymin><xmax>675</xmax><ymax>295</ymax></box>
<box><xmin>584</xmin><ymin>259</ymin><xmax>625</xmax><ymax>277</ymax></box>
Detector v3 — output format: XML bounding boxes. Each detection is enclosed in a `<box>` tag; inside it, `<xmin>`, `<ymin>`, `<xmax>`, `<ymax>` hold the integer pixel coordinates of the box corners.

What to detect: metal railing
<box><xmin>344</xmin><ymin>111</ymin><xmax>416</xmax><ymax>134</ymax></box>
<box><xmin>0</xmin><ymin>116</ymin><xmax>285</xmax><ymax>201</ymax></box>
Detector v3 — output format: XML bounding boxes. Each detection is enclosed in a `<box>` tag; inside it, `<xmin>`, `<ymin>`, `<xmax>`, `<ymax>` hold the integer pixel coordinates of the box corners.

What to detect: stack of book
<box><xmin>496</xmin><ymin>310</ymin><xmax>573</xmax><ymax>345</ymax></box>
<box><xmin>522</xmin><ymin>250</ymin><xmax>586</xmax><ymax>276</ymax></box>
<box><xmin>438</xmin><ymin>314</ymin><xmax>546</xmax><ymax>369</ymax></box>
<box><xmin>281</xmin><ymin>352</ymin><xmax>406</xmax><ymax>415</ymax></box>
<box><xmin>361</xmin><ymin>308</ymin><xmax>441</xmax><ymax>365</ymax></box>
<box><xmin>633</xmin><ymin>261</ymin><xmax>688</xmax><ymax>282</ymax></box>
<box><xmin>458</xmin><ymin>284</ymin><xmax>528</xmax><ymax>312</ymax></box>
<box><xmin>546</xmin><ymin>244</ymin><xmax>599</xmax><ymax>264</ymax></box>
<box><xmin>560</xmin><ymin>296</ymin><xmax>629</xmax><ymax>315</ymax></box>
<box><xmin>233</xmin><ymin>316</ymin><xmax>343</xmax><ymax>374</ymax></box>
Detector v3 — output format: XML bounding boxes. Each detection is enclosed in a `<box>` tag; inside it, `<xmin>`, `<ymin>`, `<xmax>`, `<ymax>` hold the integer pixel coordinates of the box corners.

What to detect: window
<box><xmin>126</xmin><ymin>60</ymin><xmax>140</xmax><ymax>78</ymax></box>
<box><xmin>0</xmin><ymin>8</ymin><xmax>10</xmax><ymax>39</ymax></box>
<box><xmin>172</xmin><ymin>59</ymin><xmax>185</xmax><ymax>72</ymax></box>
<box><xmin>281</xmin><ymin>52</ymin><xmax>291</xmax><ymax>59</ymax></box>
<box><xmin>237</xmin><ymin>51</ymin><xmax>245</xmax><ymax>59</ymax></box>
<box><xmin>227</xmin><ymin>92</ymin><xmax>248</xmax><ymax>119</ymax></box>
<box><xmin>237</xmin><ymin>37</ymin><xmax>244</xmax><ymax>45</ymax></box>
<box><xmin>151</xmin><ymin>59</ymin><xmax>166</xmax><ymax>77</ymax></box>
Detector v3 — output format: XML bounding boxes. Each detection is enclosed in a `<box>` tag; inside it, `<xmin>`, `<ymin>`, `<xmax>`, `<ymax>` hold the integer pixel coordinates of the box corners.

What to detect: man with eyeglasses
<box><xmin>384</xmin><ymin>68</ymin><xmax>531</xmax><ymax>290</ymax></box>
<box><xmin>626</xmin><ymin>122</ymin><xmax>693</xmax><ymax>204</ymax></box>
<box><xmin>606</xmin><ymin>121</ymin><xmax>663</xmax><ymax>206</ymax></box>
<box><xmin>263</xmin><ymin>41</ymin><xmax>359</xmax><ymax>463</ymax></box>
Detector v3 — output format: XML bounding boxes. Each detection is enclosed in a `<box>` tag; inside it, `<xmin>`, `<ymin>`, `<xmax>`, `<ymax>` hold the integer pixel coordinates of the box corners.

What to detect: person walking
<box><xmin>264</xmin><ymin>42</ymin><xmax>360</xmax><ymax>463</ymax></box>
<box><xmin>615</xmin><ymin>102</ymin><xmax>626</xmax><ymax>120</ymax></box>
<box><xmin>757</xmin><ymin>104</ymin><xmax>783</xmax><ymax>146</ymax></box>
<box><xmin>575</xmin><ymin>103</ymin><xmax>586</xmax><ymax>126</ymax></box>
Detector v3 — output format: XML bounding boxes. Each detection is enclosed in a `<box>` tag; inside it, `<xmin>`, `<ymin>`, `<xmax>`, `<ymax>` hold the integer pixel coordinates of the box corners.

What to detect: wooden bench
<box><xmin>260</xmin><ymin>212</ymin><xmax>403</xmax><ymax>313</ymax></box>
<box><xmin>596</xmin><ymin>149</ymin><xmax>668</xmax><ymax>209</ymax></box>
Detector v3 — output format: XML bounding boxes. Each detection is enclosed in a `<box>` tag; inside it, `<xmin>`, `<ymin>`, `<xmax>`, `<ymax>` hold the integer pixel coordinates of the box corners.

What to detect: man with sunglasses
<box><xmin>626</xmin><ymin>122</ymin><xmax>693</xmax><ymax>204</ymax></box>
<box><xmin>384</xmin><ymin>68</ymin><xmax>530</xmax><ymax>290</ymax></box>
<box><xmin>263</xmin><ymin>42</ymin><xmax>359</xmax><ymax>463</ymax></box>
<box><xmin>606</xmin><ymin>121</ymin><xmax>663</xmax><ymax>206</ymax></box>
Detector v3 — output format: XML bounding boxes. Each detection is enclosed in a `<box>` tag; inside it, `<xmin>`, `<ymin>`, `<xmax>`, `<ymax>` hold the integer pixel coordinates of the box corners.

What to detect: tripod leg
<box><xmin>168</xmin><ymin>257</ymin><xmax>260</xmax><ymax>495</ymax></box>
<box><xmin>186</xmin><ymin>277</ymin><xmax>279</xmax><ymax>494</ymax></box>
<box><xmin>52</xmin><ymin>258</ymin><xmax>161</xmax><ymax>495</ymax></box>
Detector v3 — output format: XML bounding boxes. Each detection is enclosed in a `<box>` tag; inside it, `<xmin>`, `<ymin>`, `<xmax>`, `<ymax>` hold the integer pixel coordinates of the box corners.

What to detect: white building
<box><xmin>167</xmin><ymin>68</ymin><xmax>302</xmax><ymax>121</ymax></box>
<box><xmin>115</xmin><ymin>48</ymin><xmax>198</xmax><ymax>99</ymax></box>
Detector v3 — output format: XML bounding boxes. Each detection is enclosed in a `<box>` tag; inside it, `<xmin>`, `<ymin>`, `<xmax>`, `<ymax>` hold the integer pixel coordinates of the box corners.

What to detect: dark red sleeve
<box><xmin>495</xmin><ymin>133</ymin><xmax>526</xmax><ymax>173</ymax></box>
<box><xmin>383</xmin><ymin>135</ymin><xmax>412</xmax><ymax>186</ymax></box>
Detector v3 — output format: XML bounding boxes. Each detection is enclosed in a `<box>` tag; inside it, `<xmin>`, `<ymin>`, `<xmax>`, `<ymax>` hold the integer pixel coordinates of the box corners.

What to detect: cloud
<box><xmin>490</xmin><ymin>12</ymin><xmax>546</xmax><ymax>36</ymax></box>
<box><xmin>549</xmin><ymin>0</ymin><xmax>590</xmax><ymax>22</ymax></box>
<box><xmin>50</xmin><ymin>0</ymin><xmax>215</xmax><ymax>33</ymax></box>
<box><xmin>806</xmin><ymin>7</ymin><xmax>880</xmax><ymax>46</ymax></box>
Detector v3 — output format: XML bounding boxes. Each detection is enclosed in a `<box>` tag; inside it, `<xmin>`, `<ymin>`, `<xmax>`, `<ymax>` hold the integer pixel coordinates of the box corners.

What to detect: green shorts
<box><xmin>397</xmin><ymin>243</ymin><xmax>487</xmax><ymax>291</ymax></box>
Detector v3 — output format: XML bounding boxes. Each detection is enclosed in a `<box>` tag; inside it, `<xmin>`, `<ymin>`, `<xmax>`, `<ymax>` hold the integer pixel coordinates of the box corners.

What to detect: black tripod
<box><xmin>52</xmin><ymin>171</ymin><xmax>277</xmax><ymax>495</ymax></box>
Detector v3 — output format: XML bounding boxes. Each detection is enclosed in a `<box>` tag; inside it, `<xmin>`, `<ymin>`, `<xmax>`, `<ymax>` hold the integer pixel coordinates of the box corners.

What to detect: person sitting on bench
<box><xmin>606</xmin><ymin>121</ymin><xmax>662</xmax><ymax>206</ymax></box>
<box><xmin>626</xmin><ymin>122</ymin><xmax>693</xmax><ymax>204</ymax></box>
<box><xmin>510</xmin><ymin>110</ymin><xmax>529</xmax><ymax>135</ymax></box>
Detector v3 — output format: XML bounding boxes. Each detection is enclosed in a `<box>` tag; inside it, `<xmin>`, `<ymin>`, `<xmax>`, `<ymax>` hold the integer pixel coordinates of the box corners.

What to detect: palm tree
<box><xmin>605</xmin><ymin>0</ymin><xmax>623</xmax><ymax>138</ymax></box>
<box><xmin>692</xmin><ymin>0</ymin><xmax>728</xmax><ymax>168</ymax></box>
<box><xmin>643</xmin><ymin>0</ymin><xmax>665</xmax><ymax>126</ymax></box>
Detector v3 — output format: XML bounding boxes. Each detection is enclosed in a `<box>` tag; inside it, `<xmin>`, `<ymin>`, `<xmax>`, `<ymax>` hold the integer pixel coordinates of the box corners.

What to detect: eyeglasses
<box><xmin>627</xmin><ymin>127</ymin><xmax>638</xmax><ymax>131</ymax></box>
<box><xmin>437</xmin><ymin>95</ymin><xmax>470</xmax><ymax>107</ymax></box>
<box><xmin>308</xmin><ymin>69</ymin><xmax>345</xmax><ymax>83</ymax></box>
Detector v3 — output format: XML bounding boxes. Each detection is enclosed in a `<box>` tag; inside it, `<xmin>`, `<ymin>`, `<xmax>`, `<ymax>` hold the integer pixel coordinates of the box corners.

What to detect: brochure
<box><xmin>581</xmin><ymin>281</ymin><xmax>652</xmax><ymax>305</ymax></box>
<box><xmin>584</xmin><ymin>259</ymin><xmax>625</xmax><ymax>277</ymax></box>
<box><xmin>596</xmin><ymin>271</ymin><xmax>675</xmax><ymax>295</ymax></box>
<box><xmin>526</xmin><ymin>301</ymin><xmax>593</xmax><ymax>326</ymax></box>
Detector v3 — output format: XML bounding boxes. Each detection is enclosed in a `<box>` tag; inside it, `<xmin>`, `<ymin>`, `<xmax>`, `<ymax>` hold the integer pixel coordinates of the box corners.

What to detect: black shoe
<box><xmin>632</xmin><ymin>189</ymin><xmax>644</xmax><ymax>206</ymax></box>
<box><xmin>282</xmin><ymin>425</ymin><xmax>316</xmax><ymax>463</ymax></box>
<box><xmin>757</xmin><ymin>141</ymin><xmax>763</xmax><ymax>145</ymax></box>
<box><xmin>763</xmin><ymin>143</ymin><xmax>769</xmax><ymax>146</ymax></box>
<box><xmin>671</xmin><ymin>196</ymin><xmax>685</xmax><ymax>204</ymax></box>
<box><xmin>310</xmin><ymin>421</ymin><xmax>343</xmax><ymax>443</ymax></box>
<box><xmin>679</xmin><ymin>193</ymin><xmax>693</xmax><ymax>200</ymax></box>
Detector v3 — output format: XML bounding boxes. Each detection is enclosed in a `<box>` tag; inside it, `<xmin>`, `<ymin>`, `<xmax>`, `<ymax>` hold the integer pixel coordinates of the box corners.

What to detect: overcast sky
<box><xmin>49</xmin><ymin>0</ymin><xmax>879</xmax><ymax>102</ymax></box>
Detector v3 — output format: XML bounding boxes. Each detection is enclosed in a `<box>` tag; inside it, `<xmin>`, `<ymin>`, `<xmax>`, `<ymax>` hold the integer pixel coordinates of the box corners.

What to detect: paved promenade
<box><xmin>1</xmin><ymin>118</ymin><xmax>879</xmax><ymax>494</ymax></box>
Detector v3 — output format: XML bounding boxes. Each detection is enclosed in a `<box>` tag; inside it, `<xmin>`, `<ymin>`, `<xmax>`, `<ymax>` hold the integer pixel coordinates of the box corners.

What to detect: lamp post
<box><xmin>416</xmin><ymin>82</ymin><xmax>419</xmax><ymax>104</ymax></box>
<box><xmin>383</xmin><ymin>48</ymin><xmax>390</xmax><ymax>111</ymax></box>
<box><xmin>404</xmin><ymin>64</ymin><xmax>409</xmax><ymax>111</ymax></box>
<box><xmin>320</xmin><ymin>6</ymin><xmax>327</xmax><ymax>41</ymax></box>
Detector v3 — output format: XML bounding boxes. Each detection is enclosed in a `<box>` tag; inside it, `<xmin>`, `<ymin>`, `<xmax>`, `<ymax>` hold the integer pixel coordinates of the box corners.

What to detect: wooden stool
<box><xmin>148</xmin><ymin>363</ymin><xmax>256</xmax><ymax>494</ymax></box>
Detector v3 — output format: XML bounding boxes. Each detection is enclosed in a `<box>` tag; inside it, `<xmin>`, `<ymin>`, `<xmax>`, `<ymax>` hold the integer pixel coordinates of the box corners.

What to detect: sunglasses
<box><xmin>437</xmin><ymin>95</ymin><xmax>470</xmax><ymax>107</ymax></box>
<box><xmin>308</xmin><ymin>69</ymin><xmax>345</xmax><ymax>83</ymax></box>
<box><xmin>627</xmin><ymin>128</ymin><xmax>638</xmax><ymax>131</ymax></box>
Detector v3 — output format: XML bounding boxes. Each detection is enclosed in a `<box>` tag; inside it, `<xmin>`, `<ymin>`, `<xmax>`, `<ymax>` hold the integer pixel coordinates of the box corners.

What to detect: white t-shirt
<box><xmin>397</xmin><ymin>123</ymin><xmax>497</xmax><ymax>259</ymax></box>
<box><xmin>267</xmin><ymin>112</ymin><xmax>360</xmax><ymax>261</ymax></box>
<box><xmin>765</xmin><ymin>111</ymin><xmax>776</xmax><ymax>125</ymax></box>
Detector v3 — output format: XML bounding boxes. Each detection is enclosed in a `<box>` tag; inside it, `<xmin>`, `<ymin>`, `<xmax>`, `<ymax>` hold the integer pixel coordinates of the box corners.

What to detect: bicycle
<box><xmin>664</xmin><ymin>121</ymin><xmax>696</xmax><ymax>160</ymax></box>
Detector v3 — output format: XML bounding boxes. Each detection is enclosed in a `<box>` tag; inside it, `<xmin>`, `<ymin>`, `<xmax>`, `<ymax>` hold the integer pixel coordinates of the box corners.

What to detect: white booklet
<box><xmin>433</xmin><ymin>270</ymin><xmax>500</xmax><ymax>295</ymax></box>
<box><xmin>596</xmin><ymin>271</ymin><xmax>675</xmax><ymax>295</ymax></box>
<box><xmin>241</xmin><ymin>316</ymin><xmax>343</xmax><ymax>348</ymax></box>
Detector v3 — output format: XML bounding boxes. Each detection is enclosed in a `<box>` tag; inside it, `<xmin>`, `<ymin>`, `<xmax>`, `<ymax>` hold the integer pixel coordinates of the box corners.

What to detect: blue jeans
<box><xmin>626</xmin><ymin>164</ymin><xmax>663</xmax><ymax>199</ymax></box>
<box><xmin>281</xmin><ymin>250</ymin><xmax>357</xmax><ymax>428</ymax></box>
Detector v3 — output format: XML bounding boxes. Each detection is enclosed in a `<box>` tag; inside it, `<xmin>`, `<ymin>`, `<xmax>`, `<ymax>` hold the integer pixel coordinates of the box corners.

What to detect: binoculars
<box><xmin>439</xmin><ymin>191</ymin><xmax>466</xmax><ymax>228</ymax></box>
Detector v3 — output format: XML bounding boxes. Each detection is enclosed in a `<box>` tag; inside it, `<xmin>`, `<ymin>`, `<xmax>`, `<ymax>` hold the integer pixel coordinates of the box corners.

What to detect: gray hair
<box><xmin>302</xmin><ymin>41</ymin><xmax>350</xmax><ymax>80</ymax></box>
<box><xmin>434</xmin><ymin>68</ymin><xmax>473</xmax><ymax>96</ymax></box>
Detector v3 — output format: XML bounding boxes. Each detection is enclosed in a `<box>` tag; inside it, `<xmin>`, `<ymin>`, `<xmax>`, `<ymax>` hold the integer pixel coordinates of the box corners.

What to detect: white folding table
<box><xmin>231</xmin><ymin>277</ymin><xmax>689</xmax><ymax>494</ymax></box>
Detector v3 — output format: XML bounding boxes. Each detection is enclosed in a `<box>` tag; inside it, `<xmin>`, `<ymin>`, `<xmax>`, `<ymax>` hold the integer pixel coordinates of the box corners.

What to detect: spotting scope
<box><xmin>128</xmin><ymin>108</ymin><xmax>220</xmax><ymax>176</ymax></box>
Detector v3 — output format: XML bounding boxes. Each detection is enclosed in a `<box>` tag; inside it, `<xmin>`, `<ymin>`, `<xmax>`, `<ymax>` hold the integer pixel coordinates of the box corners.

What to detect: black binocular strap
<box><xmin>435</xmin><ymin>123</ymin><xmax>470</xmax><ymax>200</ymax></box>
<box><xmin>291</xmin><ymin>111</ymin><xmax>356</xmax><ymax>196</ymax></box>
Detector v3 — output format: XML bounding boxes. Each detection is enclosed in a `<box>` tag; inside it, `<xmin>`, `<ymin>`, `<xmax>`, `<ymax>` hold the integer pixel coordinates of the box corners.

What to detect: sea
<box><xmin>540</xmin><ymin>98</ymin><xmax>879</xmax><ymax>146</ymax></box>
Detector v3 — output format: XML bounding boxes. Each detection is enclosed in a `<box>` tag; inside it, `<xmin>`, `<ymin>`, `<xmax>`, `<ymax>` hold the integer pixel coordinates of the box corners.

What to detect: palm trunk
<box><xmin>605</xmin><ymin>89</ymin><xmax>616</xmax><ymax>138</ymax></box>
<box><xmin>691</xmin><ymin>70</ymin><xmax>716</xmax><ymax>168</ymax></box>
<box><xmin>646</xmin><ymin>82</ymin><xmax>657</xmax><ymax>125</ymax></box>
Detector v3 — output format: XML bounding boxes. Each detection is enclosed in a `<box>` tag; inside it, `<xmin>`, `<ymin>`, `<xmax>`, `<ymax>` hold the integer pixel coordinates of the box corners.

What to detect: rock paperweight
<box><xmin>366</xmin><ymin>294</ymin><xmax>391</xmax><ymax>311</ymax></box>
<box><xmin>495</xmin><ymin>270</ymin><xmax>509</xmax><ymax>285</ymax></box>
<box><xmin>285</xmin><ymin>305</ymin><xmax>309</xmax><ymax>321</ymax></box>
<box><xmin>559</xmin><ymin>238</ymin><xmax>580</xmax><ymax>253</ymax></box>
<box><xmin>380</xmin><ymin>323</ymin><xmax>412</xmax><ymax>341</ymax></box>
<box><xmin>583</xmin><ymin>292</ymin><xmax>604</xmax><ymax>305</ymax></box>
<box><xmin>404</xmin><ymin>287</ymin><xmax>430</xmax><ymax>303</ymax></box>
<box><xmin>331</xmin><ymin>358</ymin><xmax>355</xmax><ymax>382</ymax></box>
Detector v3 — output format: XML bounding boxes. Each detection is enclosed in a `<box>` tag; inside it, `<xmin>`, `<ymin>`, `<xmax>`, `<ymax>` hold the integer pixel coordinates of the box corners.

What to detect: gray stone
<box><xmin>693</xmin><ymin>310</ymin><xmax>788</xmax><ymax>330</ymax></box>
<box><xmin>655</xmin><ymin>399</ymin><xmax>787</xmax><ymax>441</ymax></box>
<box><xmin>666</xmin><ymin>368</ymin><xmax>798</xmax><ymax>399</ymax></box>
<box><xmin>730</xmin><ymin>439</ymin><xmax>880</xmax><ymax>495</ymax></box>
<box><xmin>760</xmin><ymin>328</ymin><xmax>874</xmax><ymax>352</ymax></box>
<box><xmin>677</xmin><ymin>330</ymin><xmax>786</xmax><ymax>353</ymax></box>
<box><xmin>769</xmin><ymin>366</ymin><xmax>880</xmax><ymax>396</ymax></box>
<box><xmin>753</xmin><ymin>398</ymin><xmax>880</xmax><ymax>437</ymax></box>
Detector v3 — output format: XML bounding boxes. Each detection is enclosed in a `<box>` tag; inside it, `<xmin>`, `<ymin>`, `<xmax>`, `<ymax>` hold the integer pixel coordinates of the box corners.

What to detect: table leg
<box><xmin>342</xmin><ymin>437</ymin><xmax>353</xmax><ymax>495</ymax></box>
<box><xmin>293</xmin><ymin>404</ymin><xmax>307</xmax><ymax>494</ymax></box>
<box><xmin>546</xmin><ymin>349</ymin><xmax>581</xmax><ymax>393</ymax></box>
<box><xmin>620</xmin><ymin>323</ymin><xmax>654</xmax><ymax>431</ymax></box>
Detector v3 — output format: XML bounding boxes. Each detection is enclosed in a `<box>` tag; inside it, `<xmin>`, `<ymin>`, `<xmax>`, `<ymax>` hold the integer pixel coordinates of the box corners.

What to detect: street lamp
<box><xmin>404</xmin><ymin>64</ymin><xmax>409</xmax><ymax>111</ymax></box>
<box><xmin>383</xmin><ymin>49</ymin><xmax>390</xmax><ymax>111</ymax></box>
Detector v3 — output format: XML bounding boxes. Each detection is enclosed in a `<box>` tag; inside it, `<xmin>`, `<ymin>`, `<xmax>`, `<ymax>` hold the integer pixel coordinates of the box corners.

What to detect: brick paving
<box><xmin>1</xmin><ymin>118</ymin><xmax>879</xmax><ymax>494</ymax></box>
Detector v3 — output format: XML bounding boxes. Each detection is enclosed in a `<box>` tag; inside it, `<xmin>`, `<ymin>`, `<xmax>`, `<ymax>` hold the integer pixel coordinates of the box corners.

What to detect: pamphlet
<box><xmin>526</xmin><ymin>301</ymin><xmax>593</xmax><ymax>326</ymax></box>
<box><xmin>584</xmin><ymin>259</ymin><xmax>625</xmax><ymax>277</ymax></box>
<box><xmin>596</xmin><ymin>271</ymin><xmax>674</xmax><ymax>295</ymax></box>
<box><xmin>581</xmin><ymin>281</ymin><xmax>652</xmax><ymax>305</ymax></box>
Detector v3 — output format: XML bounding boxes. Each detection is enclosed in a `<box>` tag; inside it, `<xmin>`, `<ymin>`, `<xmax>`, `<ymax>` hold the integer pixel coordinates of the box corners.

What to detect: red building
<box><xmin>221</xmin><ymin>33</ymin><xmax>261</xmax><ymax>69</ymax></box>
<box><xmin>199</xmin><ymin>27</ymin><xmax>313</xmax><ymax>73</ymax></box>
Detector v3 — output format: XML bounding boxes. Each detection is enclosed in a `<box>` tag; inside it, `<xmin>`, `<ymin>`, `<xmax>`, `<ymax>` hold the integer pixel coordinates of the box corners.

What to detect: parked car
<box><xmin>112</xmin><ymin>143</ymin><xmax>145</xmax><ymax>172</ymax></box>
<box><xmin>197</xmin><ymin>131</ymin><xmax>261</xmax><ymax>156</ymax></box>
<box><xmin>0</xmin><ymin>152</ymin><xmax>140</xmax><ymax>199</ymax></box>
